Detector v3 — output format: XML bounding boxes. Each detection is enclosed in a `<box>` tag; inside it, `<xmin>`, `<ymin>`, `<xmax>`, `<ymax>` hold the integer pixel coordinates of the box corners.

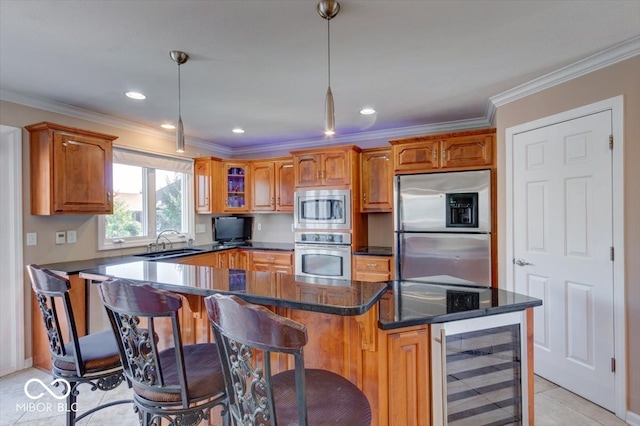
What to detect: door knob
<box><xmin>513</xmin><ymin>258</ymin><xmax>533</xmax><ymax>266</ymax></box>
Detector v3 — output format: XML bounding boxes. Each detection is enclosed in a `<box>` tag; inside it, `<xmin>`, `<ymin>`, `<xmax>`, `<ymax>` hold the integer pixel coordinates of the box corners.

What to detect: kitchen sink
<box><xmin>134</xmin><ymin>248</ymin><xmax>203</xmax><ymax>260</ymax></box>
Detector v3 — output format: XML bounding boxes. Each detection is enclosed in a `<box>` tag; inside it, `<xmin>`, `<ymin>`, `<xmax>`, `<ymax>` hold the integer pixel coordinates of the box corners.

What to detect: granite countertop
<box><xmin>40</xmin><ymin>241</ymin><xmax>294</xmax><ymax>275</ymax></box>
<box><xmin>353</xmin><ymin>246</ymin><xmax>393</xmax><ymax>256</ymax></box>
<box><xmin>378</xmin><ymin>280</ymin><xmax>542</xmax><ymax>330</ymax></box>
<box><xmin>80</xmin><ymin>261</ymin><xmax>388</xmax><ymax>316</ymax></box>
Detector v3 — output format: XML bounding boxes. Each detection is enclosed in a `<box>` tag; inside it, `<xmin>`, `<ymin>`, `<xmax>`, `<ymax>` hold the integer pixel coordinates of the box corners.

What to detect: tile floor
<box><xmin>0</xmin><ymin>368</ymin><xmax>630</xmax><ymax>425</ymax></box>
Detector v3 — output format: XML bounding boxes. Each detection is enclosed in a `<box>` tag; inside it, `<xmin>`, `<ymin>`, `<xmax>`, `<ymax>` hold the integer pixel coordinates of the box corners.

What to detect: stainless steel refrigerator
<box><xmin>394</xmin><ymin>169</ymin><xmax>492</xmax><ymax>286</ymax></box>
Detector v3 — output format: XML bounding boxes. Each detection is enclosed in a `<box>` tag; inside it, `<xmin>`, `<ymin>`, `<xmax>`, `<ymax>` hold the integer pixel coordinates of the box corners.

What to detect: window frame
<box><xmin>98</xmin><ymin>148</ymin><xmax>194</xmax><ymax>251</ymax></box>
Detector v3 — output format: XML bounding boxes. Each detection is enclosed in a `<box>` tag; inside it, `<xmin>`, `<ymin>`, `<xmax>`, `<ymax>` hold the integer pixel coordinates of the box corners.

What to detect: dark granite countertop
<box><xmin>80</xmin><ymin>261</ymin><xmax>388</xmax><ymax>316</ymax></box>
<box><xmin>353</xmin><ymin>246</ymin><xmax>393</xmax><ymax>256</ymax></box>
<box><xmin>378</xmin><ymin>280</ymin><xmax>542</xmax><ymax>330</ymax></box>
<box><xmin>40</xmin><ymin>241</ymin><xmax>294</xmax><ymax>274</ymax></box>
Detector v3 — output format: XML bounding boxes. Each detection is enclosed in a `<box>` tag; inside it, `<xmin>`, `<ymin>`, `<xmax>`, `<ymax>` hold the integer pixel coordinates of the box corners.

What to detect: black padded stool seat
<box><xmin>206</xmin><ymin>293</ymin><xmax>372</xmax><ymax>426</ymax></box>
<box><xmin>54</xmin><ymin>330</ymin><xmax>121</xmax><ymax>373</ymax></box>
<box><xmin>272</xmin><ymin>369</ymin><xmax>372</xmax><ymax>425</ymax></box>
<box><xmin>133</xmin><ymin>343</ymin><xmax>225</xmax><ymax>403</ymax></box>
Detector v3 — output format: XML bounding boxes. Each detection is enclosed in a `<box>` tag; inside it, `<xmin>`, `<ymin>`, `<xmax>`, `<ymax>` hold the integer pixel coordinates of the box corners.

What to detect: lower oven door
<box><xmin>295</xmin><ymin>244</ymin><xmax>351</xmax><ymax>280</ymax></box>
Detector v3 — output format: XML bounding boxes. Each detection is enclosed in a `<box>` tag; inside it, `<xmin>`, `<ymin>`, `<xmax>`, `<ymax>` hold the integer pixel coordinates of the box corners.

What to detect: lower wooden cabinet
<box><xmin>353</xmin><ymin>255</ymin><xmax>393</xmax><ymax>282</ymax></box>
<box><xmin>168</xmin><ymin>249</ymin><xmax>241</xmax><ymax>269</ymax></box>
<box><xmin>248</xmin><ymin>250</ymin><xmax>294</xmax><ymax>274</ymax></box>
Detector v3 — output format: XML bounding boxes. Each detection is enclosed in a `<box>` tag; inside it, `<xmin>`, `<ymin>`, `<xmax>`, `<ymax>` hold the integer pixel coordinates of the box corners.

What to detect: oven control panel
<box><xmin>294</xmin><ymin>232</ymin><xmax>351</xmax><ymax>245</ymax></box>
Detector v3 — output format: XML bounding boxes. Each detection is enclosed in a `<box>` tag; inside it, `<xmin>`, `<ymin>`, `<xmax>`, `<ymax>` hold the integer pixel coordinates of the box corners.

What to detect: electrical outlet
<box><xmin>26</xmin><ymin>232</ymin><xmax>37</xmax><ymax>246</ymax></box>
<box><xmin>257</xmin><ymin>223</ymin><xmax>262</xmax><ymax>231</ymax></box>
<box><xmin>55</xmin><ymin>231</ymin><xmax>66</xmax><ymax>244</ymax></box>
<box><xmin>195</xmin><ymin>224</ymin><xmax>206</xmax><ymax>234</ymax></box>
<box><xmin>66</xmin><ymin>230</ymin><xmax>77</xmax><ymax>244</ymax></box>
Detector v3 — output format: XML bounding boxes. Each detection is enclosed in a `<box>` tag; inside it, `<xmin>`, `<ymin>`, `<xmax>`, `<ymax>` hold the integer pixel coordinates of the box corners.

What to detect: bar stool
<box><xmin>98</xmin><ymin>279</ymin><xmax>227</xmax><ymax>425</ymax></box>
<box><xmin>205</xmin><ymin>293</ymin><xmax>372</xmax><ymax>425</ymax></box>
<box><xmin>26</xmin><ymin>264</ymin><xmax>131</xmax><ymax>426</ymax></box>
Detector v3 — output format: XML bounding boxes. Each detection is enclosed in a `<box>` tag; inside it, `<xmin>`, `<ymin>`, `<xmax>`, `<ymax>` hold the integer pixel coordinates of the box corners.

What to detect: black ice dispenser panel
<box><xmin>446</xmin><ymin>192</ymin><xmax>478</xmax><ymax>228</ymax></box>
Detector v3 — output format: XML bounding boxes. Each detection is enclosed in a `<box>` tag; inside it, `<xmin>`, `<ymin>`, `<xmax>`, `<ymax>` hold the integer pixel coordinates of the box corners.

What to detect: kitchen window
<box><xmin>98</xmin><ymin>148</ymin><xmax>193</xmax><ymax>250</ymax></box>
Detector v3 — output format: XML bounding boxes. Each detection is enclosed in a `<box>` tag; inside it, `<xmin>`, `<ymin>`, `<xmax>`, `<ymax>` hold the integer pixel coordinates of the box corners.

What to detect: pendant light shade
<box><xmin>317</xmin><ymin>0</ymin><xmax>340</xmax><ymax>136</ymax></box>
<box><xmin>170</xmin><ymin>50</ymin><xmax>189</xmax><ymax>153</ymax></box>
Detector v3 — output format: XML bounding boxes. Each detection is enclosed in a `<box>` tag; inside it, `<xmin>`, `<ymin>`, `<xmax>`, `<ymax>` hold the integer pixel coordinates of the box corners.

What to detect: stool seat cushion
<box><xmin>133</xmin><ymin>343</ymin><xmax>225</xmax><ymax>403</ymax></box>
<box><xmin>272</xmin><ymin>369</ymin><xmax>372</xmax><ymax>426</ymax></box>
<box><xmin>54</xmin><ymin>330</ymin><xmax>121</xmax><ymax>373</ymax></box>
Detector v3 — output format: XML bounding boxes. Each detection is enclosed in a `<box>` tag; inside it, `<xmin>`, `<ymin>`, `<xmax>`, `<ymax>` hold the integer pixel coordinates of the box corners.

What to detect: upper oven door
<box><xmin>294</xmin><ymin>189</ymin><xmax>351</xmax><ymax>230</ymax></box>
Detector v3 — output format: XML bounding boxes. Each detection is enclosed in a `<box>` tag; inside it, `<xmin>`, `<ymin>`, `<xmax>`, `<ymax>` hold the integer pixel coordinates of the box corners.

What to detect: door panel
<box><xmin>512</xmin><ymin>110</ymin><xmax>614</xmax><ymax>410</ymax></box>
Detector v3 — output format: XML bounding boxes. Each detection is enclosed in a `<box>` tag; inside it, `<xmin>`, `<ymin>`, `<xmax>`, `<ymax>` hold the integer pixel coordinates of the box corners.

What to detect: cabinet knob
<box><xmin>367</xmin><ymin>263</ymin><xmax>378</xmax><ymax>268</ymax></box>
<box><xmin>107</xmin><ymin>192</ymin><xmax>111</xmax><ymax>203</ymax></box>
<box><xmin>442</xmin><ymin>147</ymin><xmax>446</xmax><ymax>160</ymax></box>
<box><xmin>271</xmin><ymin>197</ymin><xmax>274</xmax><ymax>205</ymax></box>
<box><xmin>433</xmin><ymin>149</ymin><xmax>438</xmax><ymax>162</ymax></box>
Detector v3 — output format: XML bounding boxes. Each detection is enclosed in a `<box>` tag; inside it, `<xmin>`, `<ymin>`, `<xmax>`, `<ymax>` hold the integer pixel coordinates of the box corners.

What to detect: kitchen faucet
<box><xmin>152</xmin><ymin>229</ymin><xmax>184</xmax><ymax>252</ymax></box>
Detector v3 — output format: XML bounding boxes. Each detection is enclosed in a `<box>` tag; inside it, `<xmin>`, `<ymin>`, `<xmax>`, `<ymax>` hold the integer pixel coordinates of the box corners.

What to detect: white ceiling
<box><xmin>1</xmin><ymin>1</ymin><xmax>639</xmax><ymax>153</ymax></box>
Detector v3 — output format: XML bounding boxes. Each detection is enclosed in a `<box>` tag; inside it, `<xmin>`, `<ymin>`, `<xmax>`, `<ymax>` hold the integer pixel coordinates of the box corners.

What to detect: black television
<box><xmin>213</xmin><ymin>217</ymin><xmax>252</xmax><ymax>244</ymax></box>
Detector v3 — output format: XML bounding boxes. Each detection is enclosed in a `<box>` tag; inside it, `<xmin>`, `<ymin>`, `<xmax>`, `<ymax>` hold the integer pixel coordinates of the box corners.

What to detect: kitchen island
<box><xmin>76</xmin><ymin>260</ymin><xmax>541</xmax><ymax>426</ymax></box>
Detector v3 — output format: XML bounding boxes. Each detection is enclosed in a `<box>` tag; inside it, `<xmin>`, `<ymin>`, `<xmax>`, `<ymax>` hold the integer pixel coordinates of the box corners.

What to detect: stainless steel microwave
<box><xmin>294</xmin><ymin>189</ymin><xmax>351</xmax><ymax>230</ymax></box>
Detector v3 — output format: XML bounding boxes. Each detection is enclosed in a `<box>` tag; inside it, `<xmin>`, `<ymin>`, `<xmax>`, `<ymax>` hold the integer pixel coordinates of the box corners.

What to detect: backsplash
<box><xmin>249</xmin><ymin>213</ymin><xmax>295</xmax><ymax>243</ymax></box>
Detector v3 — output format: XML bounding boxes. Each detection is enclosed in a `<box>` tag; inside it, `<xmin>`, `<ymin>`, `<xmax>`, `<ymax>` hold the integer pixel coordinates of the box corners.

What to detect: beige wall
<box><xmin>495</xmin><ymin>56</ymin><xmax>640</xmax><ymax>414</ymax></box>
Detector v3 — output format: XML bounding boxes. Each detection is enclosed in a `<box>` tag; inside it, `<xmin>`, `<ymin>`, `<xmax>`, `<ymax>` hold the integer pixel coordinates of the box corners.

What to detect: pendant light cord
<box><xmin>327</xmin><ymin>18</ymin><xmax>331</xmax><ymax>88</ymax></box>
<box><xmin>177</xmin><ymin>63</ymin><xmax>182</xmax><ymax>118</ymax></box>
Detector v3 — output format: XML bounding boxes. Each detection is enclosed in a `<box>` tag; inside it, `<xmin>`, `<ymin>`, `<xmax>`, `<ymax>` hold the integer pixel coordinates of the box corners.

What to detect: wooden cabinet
<box><xmin>360</xmin><ymin>147</ymin><xmax>393</xmax><ymax>212</ymax></box>
<box><xmin>251</xmin><ymin>158</ymin><xmax>294</xmax><ymax>212</ymax></box>
<box><xmin>390</xmin><ymin>128</ymin><xmax>495</xmax><ymax>174</ymax></box>
<box><xmin>248</xmin><ymin>250</ymin><xmax>293</xmax><ymax>274</ymax></box>
<box><xmin>222</xmin><ymin>162</ymin><xmax>250</xmax><ymax>212</ymax></box>
<box><xmin>387</xmin><ymin>327</ymin><xmax>431</xmax><ymax>426</ymax></box>
<box><xmin>26</xmin><ymin>122</ymin><xmax>117</xmax><ymax>215</ymax></box>
<box><xmin>194</xmin><ymin>157</ymin><xmax>221</xmax><ymax>214</ymax></box>
<box><xmin>291</xmin><ymin>145</ymin><xmax>360</xmax><ymax>188</ymax></box>
<box><xmin>168</xmin><ymin>249</ymin><xmax>242</xmax><ymax>269</ymax></box>
<box><xmin>353</xmin><ymin>255</ymin><xmax>393</xmax><ymax>282</ymax></box>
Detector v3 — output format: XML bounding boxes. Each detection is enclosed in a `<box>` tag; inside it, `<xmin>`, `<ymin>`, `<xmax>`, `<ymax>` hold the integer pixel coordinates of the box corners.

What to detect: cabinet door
<box><xmin>393</xmin><ymin>140</ymin><xmax>440</xmax><ymax>173</ymax></box>
<box><xmin>441</xmin><ymin>133</ymin><xmax>493</xmax><ymax>169</ymax></box>
<box><xmin>294</xmin><ymin>154</ymin><xmax>322</xmax><ymax>187</ymax></box>
<box><xmin>222</xmin><ymin>162</ymin><xmax>250</xmax><ymax>212</ymax></box>
<box><xmin>194</xmin><ymin>158</ymin><xmax>212</xmax><ymax>214</ymax></box>
<box><xmin>361</xmin><ymin>148</ymin><xmax>393</xmax><ymax>212</ymax></box>
<box><xmin>53</xmin><ymin>132</ymin><xmax>113</xmax><ymax>213</ymax></box>
<box><xmin>322</xmin><ymin>150</ymin><xmax>350</xmax><ymax>186</ymax></box>
<box><xmin>251</xmin><ymin>161</ymin><xmax>275</xmax><ymax>211</ymax></box>
<box><xmin>275</xmin><ymin>160</ymin><xmax>294</xmax><ymax>211</ymax></box>
<box><xmin>387</xmin><ymin>328</ymin><xmax>430</xmax><ymax>426</ymax></box>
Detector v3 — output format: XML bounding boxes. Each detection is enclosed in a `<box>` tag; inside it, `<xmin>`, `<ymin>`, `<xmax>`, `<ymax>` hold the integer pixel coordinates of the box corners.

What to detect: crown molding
<box><xmin>231</xmin><ymin>116</ymin><xmax>492</xmax><ymax>156</ymax></box>
<box><xmin>490</xmin><ymin>35</ymin><xmax>640</xmax><ymax>107</ymax></box>
<box><xmin>0</xmin><ymin>89</ymin><xmax>234</xmax><ymax>157</ymax></box>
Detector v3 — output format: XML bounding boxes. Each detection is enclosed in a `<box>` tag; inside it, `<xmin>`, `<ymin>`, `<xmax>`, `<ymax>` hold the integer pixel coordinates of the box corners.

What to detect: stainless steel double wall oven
<box><xmin>294</xmin><ymin>189</ymin><xmax>352</xmax><ymax>280</ymax></box>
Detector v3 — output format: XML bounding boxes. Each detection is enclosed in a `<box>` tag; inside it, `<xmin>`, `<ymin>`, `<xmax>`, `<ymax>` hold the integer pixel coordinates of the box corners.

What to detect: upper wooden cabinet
<box><xmin>360</xmin><ymin>147</ymin><xmax>393</xmax><ymax>212</ymax></box>
<box><xmin>222</xmin><ymin>162</ymin><xmax>250</xmax><ymax>212</ymax></box>
<box><xmin>26</xmin><ymin>122</ymin><xmax>117</xmax><ymax>215</ymax></box>
<box><xmin>194</xmin><ymin>157</ymin><xmax>221</xmax><ymax>214</ymax></box>
<box><xmin>251</xmin><ymin>158</ymin><xmax>294</xmax><ymax>212</ymax></box>
<box><xmin>291</xmin><ymin>145</ymin><xmax>360</xmax><ymax>188</ymax></box>
<box><xmin>390</xmin><ymin>128</ymin><xmax>495</xmax><ymax>174</ymax></box>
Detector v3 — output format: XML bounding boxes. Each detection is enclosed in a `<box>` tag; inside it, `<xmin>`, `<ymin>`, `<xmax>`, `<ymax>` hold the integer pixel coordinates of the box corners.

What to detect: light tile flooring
<box><xmin>0</xmin><ymin>368</ymin><xmax>630</xmax><ymax>425</ymax></box>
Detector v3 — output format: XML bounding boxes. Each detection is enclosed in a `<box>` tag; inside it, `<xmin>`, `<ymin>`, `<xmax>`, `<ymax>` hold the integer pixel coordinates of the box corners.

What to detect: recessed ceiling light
<box><xmin>125</xmin><ymin>91</ymin><xmax>146</xmax><ymax>100</ymax></box>
<box><xmin>161</xmin><ymin>124</ymin><xmax>175</xmax><ymax>130</ymax></box>
<box><xmin>232</xmin><ymin>128</ymin><xmax>245</xmax><ymax>134</ymax></box>
<box><xmin>360</xmin><ymin>108</ymin><xmax>376</xmax><ymax>115</ymax></box>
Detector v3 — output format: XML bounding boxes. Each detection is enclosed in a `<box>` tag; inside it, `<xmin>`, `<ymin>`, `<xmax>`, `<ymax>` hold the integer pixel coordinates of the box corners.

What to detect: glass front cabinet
<box><xmin>222</xmin><ymin>162</ymin><xmax>249</xmax><ymax>212</ymax></box>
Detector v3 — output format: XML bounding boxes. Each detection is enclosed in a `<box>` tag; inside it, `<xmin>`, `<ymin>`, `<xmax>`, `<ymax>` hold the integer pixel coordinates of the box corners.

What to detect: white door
<box><xmin>512</xmin><ymin>111</ymin><xmax>615</xmax><ymax>410</ymax></box>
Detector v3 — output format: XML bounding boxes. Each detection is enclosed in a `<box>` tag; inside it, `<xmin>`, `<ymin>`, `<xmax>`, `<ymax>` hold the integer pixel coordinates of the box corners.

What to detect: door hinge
<box><xmin>609</xmin><ymin>135</ymin><xmax>613</xmax><ymax>150</ymax></box>
<box><xmin>611</xmin><ymin>357</ymin><xmax>616</xmax><ymax>373</ymax></box>
<box><xmin>610</xmin><ymin>246</ymin><xmax>615</xmax><ymax>261</ymax></box>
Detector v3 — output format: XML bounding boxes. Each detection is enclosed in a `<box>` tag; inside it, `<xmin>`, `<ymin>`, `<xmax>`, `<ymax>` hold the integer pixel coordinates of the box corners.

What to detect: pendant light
<box><xmin>170</xmin><ymin>50</ymin><xmax>189</xmax><ymax>153</ymax></box>
<box><xmin>317</xmin><ymin>0</ymin><xmax>340</xmax><ymax>136</ymax></box>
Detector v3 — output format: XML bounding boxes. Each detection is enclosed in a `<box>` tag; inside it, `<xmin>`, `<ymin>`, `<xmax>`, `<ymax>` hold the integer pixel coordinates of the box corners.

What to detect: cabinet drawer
<box><xmin>354</xmin><ymin>256</ymin><xmax>391</xmax><ymax>273</ymax></box>
<box><xmin>251</xmin><ymin>250</ymin><xmax>293</xmax><ymax>266</ymax></box>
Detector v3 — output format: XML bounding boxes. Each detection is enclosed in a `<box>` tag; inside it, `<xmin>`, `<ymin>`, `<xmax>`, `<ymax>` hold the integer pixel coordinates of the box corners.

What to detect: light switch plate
<box><xmin>257</xmin><ymin>223</ymin><xmax>262</xmax><ymax>231</ymax></box>
<box><xmin>55</xmin><ymin>231</ymin><xmax>66</xmax><ymax>244</ymax></box>
<box><xmin>66</xmin><ymin>230</ymin><xmax>77</xmax><ymax>244</ymax></box>
<box><xmin>195</xmin><ymin>224</ymin><xmax>206</xmax><ymax>234</ymax></box>
<box><xmin>26</xmin><ymin>232</ymin><xmax>37</xmax><ymax>246</ymax></box>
